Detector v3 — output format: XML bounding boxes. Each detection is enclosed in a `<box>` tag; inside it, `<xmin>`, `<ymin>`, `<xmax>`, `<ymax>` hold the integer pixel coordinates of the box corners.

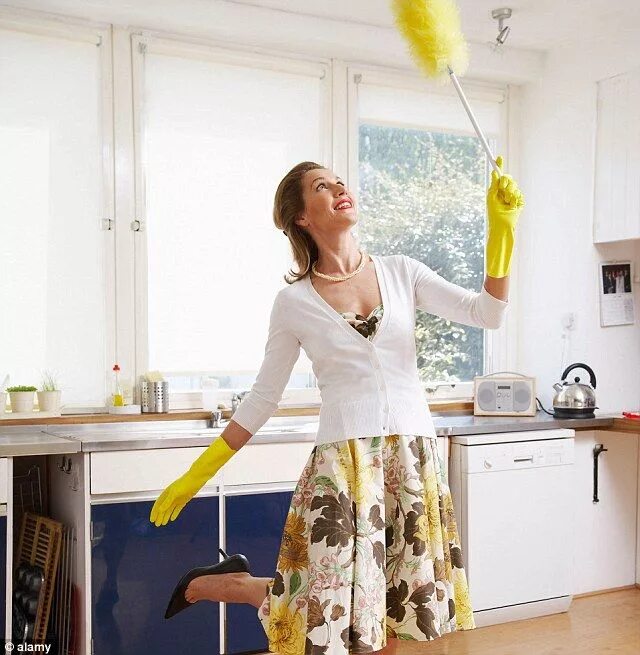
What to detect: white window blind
<box><xmin>137</xmin><ymin>42</ymin><xmax>327</xmax><ymax>381</ymax></box>
<box><xmin>356</xmin><ymin>73</ymin><xmax>504</xmax><ymax>136</ymax></box>
<box><xmin>0</xmin><ymin>26</ymin><xmax>108</xmax><ymax>406</ymax></box>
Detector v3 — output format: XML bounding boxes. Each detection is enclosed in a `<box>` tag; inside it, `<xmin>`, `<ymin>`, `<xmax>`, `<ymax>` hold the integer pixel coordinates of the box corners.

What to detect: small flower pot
<box><xmin>9</xmin><ymin>391</ymin><xmax>35</xmax><ymax>413</ymax></box>
<box><xmin>0</xmin><ymin>392</ymin><xmax>6</xmax><ymax>415</ymax></box>
<box><xmin>37</xmin><ymin>390</ymin><xmax>62</xmax><ymax>413</ymax></box>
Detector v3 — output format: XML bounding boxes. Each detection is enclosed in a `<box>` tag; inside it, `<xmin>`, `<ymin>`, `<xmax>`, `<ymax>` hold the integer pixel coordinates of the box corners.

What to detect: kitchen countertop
<box><xmin>0</xmin><ymin>411</ymin><xmax>633</xmax><ymax>456</ymax></box>
<box><xmin>431</xmin><ymin>411</ymin><xmax>617</xmax><ymax>435</ymax></box>
<box><xmin>0</xmin><ymin>425</ymin><xmax>81</xmax><ymax>457</ymax></box>
<box><xmin>37</xmin><ymin>410</ymin><xmax>623</xmax><ymax>453</ymax></box>
<box><xmin>0</xmin><ymin>409</ymin><xmax>221</xmax><ymax>427</ymax></box>
<box><xmin>41</xmin><ymin>419</ymin><xmax>317</xmax><ymax>452</ymax></box>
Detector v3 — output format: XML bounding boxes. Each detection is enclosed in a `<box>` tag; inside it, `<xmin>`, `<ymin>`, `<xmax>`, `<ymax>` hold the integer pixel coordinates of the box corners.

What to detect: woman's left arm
<box><xmin>408</xmin><ymin>255</ymin><xmax>510</xmax><ymax>330</ymax></box>
<box><xmin>483</xmin><ymin>274</ymin><xmax>510</xmax><ymax>302</ymax></box>
<box><xmin>407</xmin><ymin>155</ymin><xmax>524</xmax><ymax>329</ymax></box>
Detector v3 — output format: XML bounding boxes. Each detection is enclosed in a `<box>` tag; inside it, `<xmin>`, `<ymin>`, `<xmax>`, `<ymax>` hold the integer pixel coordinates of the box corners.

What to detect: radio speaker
<box><xmin>513</xmin><ymin>381</ymin><xmax>531</xmax><ymax>411</ymax></box>
<box><xmin>477</xmin><ymin>382</ymin><xmax>496</xmax><ymax>411</ymax></box>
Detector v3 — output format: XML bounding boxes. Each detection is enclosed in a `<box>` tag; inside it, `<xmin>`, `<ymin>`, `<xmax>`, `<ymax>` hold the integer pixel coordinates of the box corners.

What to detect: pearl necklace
<box><xmin>311</xmin><ymin>250</ymin><xmax>367</xmax><ymax>282</ymax></box>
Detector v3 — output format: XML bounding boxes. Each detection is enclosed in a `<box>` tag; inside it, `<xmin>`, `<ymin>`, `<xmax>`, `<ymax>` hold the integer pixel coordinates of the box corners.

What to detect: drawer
<box><xmin>90</xmin><ymin>441</ymin><xmax>316</xmax><ymax>495</ymax></box>
<box><xmin>90</xmin><ymin>447</ymin><xmax>224</xmax><ymax>495</ymax></box>
<box><xmin>0</xmin><ymin>458</ymin><xmax>7</xmax><ymax>503</ymax></box>
<box><xmin>223</xmin><ymin>442</ymin><xmax>315</xmax><ymax>486</ymax></box>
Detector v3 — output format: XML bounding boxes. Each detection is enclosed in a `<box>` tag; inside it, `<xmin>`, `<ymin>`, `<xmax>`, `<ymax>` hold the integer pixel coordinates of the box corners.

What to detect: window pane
<box><xmin>357</xmin><ymin>123</ymin><xmax>488</xmax><ymax>384</ymax></box>
<box><xmin>141</xmin><ymin>50</ymin><xmax>323</xmax><ymax>390</ymax></box>
<box><xmin>0</xmin><ymin>28</ymin><xmax>107</xmax><ymax>406</ymax></box>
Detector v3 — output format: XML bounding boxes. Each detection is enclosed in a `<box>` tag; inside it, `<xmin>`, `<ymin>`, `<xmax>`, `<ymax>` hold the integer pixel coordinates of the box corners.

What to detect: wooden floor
<box><xmin>404</xmin><ymin>589</ymin><xmax>640</xmax><ymax>655</ymax></box>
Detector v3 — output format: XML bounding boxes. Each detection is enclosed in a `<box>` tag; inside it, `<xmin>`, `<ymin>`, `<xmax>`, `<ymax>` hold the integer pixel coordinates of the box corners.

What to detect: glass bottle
<box><xmin>112</xmin><ymin>364</ymin><xmax>124</xmax><ymax>406</ymax></box>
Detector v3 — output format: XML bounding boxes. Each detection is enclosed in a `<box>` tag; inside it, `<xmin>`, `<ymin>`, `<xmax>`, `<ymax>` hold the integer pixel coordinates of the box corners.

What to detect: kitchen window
<box><xmin>0</xmin><ymin>17</ymin><xmax>113</xmax><ymax>408</ymax></box>
<box><xmin>348</xmin><ymin>69</ymin><xmax>508</xmax><ymax>400</ymax></box>
<box><xmin>132</xmin><ymin>37</ymin><xmax>329</xmax><ymax>407</ymax></box>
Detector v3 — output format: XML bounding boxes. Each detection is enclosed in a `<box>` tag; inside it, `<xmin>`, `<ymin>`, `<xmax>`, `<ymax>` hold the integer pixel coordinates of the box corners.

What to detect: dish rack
<box><xmin>13</xmin><ymin>513</ymin><xmax>63</xmax><ymax>644</ymax></box>
<box><xmin>50</xmin><ymin>523</ymin><xmax>77</xmax><ymax>655</ymax></box>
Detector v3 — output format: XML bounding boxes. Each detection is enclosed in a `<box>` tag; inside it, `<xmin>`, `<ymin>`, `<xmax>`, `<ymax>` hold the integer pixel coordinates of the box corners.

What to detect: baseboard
<box><xmin>573</xmin><ymin>584</ymin><xmax>639</xmax><ymax>599</ymax></box>
<box><xmin>473</xmin><ymin>595</ymin><xmax>572</xmax><ymax>628</ymax></box>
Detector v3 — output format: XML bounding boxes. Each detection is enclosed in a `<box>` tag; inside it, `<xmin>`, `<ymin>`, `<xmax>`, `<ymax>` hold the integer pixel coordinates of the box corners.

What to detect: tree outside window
<box><xmin>357</xmin><ymin>124</ymin><xmax>488</xmax><ymax>385</ymax></box>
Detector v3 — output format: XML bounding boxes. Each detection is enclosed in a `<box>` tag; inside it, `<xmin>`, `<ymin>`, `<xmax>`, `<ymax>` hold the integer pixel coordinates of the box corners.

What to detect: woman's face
<box><xmin>296</xmin><ymin>168</ymin><xmax>357</xmax><ymax>234</ymax></box>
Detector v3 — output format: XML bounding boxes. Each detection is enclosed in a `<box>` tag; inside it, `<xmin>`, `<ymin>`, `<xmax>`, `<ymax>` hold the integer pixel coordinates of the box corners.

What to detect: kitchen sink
<box><xmin>255</xmin><ymin>420</ymin><xmax>318</xmax><ymax>434</ymax></box>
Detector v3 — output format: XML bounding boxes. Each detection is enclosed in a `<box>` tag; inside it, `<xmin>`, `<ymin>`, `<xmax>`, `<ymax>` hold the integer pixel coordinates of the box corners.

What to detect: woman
<box><xmin>150</xmin><ymin>158</ymin><xmax>524</xmax><ymax>654</ymax></box>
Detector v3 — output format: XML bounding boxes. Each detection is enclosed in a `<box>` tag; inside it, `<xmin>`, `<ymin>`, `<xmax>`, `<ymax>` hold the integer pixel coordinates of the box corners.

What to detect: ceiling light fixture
<box><xmin>491</xmin><ymin>7</ymin><xmax>512</xmax><ymax>47</ymax></box>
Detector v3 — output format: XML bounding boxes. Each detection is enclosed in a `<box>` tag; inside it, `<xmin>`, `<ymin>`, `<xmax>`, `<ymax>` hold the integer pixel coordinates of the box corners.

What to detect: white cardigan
<box><xmin>231</xmin><ymin>254</ymin><xmax>509</xmax><ymax>445</ymax></box>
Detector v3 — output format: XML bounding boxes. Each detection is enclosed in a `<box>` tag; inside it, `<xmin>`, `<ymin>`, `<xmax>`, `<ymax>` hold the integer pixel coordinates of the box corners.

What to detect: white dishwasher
<box><xmin>449</xmin><ymin>428</ymin><xmax>575</xmax><ymax>627</ymax></box>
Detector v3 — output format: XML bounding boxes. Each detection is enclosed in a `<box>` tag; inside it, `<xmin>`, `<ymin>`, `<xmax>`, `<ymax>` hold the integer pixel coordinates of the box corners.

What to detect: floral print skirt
<box><xmin>257</xmin><ymin>434</ymin><xmax>475</xmax><ymax>655</ymax></box>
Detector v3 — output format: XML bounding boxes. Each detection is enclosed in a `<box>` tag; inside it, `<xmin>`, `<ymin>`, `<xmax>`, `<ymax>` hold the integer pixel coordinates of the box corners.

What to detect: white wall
<box><xmin>518</xmin><ymin>32</ymin><xmax>640</xmax><ymax>413</ymax></box>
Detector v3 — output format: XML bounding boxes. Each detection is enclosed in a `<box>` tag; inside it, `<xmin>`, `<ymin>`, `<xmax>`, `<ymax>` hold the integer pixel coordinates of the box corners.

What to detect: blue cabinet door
<box><xmin>91</xmin><ymin>496</ymin><xmax>219</xmax><ymax>655</ymax></box>
<box><xmin>224</xmin><ymin>491</ymin><xmax>292</xmax><ymax>655</ymax></box>
<box><xmin>0</xmin><ymin>514</ymin><xmax>6</xmax><ymax>640</ymax></box>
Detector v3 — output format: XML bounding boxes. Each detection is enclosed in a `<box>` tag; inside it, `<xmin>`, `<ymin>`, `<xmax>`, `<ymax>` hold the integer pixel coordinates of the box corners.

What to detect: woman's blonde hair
<box><xmin>273</xmin><ymin>161</ymin><xmax>324</xmax><ymax>284</ymax></box>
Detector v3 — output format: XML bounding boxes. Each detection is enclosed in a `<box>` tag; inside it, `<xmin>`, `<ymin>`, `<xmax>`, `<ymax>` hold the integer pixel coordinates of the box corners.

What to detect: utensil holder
<box><xmin>140</xmin><ymin>380</ymin><xmax>169</xmax><ymax>413</ymax></box>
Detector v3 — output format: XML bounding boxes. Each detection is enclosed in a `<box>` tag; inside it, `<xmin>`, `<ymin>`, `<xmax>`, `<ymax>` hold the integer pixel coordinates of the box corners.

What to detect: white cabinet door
<box><xmin>572</xmin><ymin>430</ymin><xmax>638</xmax><ymax>594</ymax></box>
<box><xmin>593</xmin><ymin>68</ymin><xmax>640</xmax><ymax>243</ymax></box>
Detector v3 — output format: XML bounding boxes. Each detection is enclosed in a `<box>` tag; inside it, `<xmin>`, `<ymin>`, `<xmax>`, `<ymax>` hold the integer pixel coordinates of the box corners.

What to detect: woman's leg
<box><xmin>185</xmin><ymin>572</ymin><xmax>273</xmax><ymax>608</ymax></box>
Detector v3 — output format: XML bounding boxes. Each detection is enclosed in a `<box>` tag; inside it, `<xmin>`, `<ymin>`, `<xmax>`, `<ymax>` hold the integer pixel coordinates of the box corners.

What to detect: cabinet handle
<box><xmin>593</xmin><ymin>443</ymin><xmax>608</xmax><ymax>503</ymax></box>
<box><xmin>514</xmin><ymin>457</ymin><xmax>533</xmax><ymax>463</ymax></box>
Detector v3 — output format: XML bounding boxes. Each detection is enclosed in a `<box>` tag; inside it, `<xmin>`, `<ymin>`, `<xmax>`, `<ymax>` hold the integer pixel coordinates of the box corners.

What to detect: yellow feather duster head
<box><xmin>391</xmin><ymin>0</ymin><xmax>469</xmax><ymax>83</ymax></box>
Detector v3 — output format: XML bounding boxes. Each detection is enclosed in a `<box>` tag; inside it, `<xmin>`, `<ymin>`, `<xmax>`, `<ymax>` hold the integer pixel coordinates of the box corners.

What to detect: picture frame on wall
<box><xmin>599</xmin><ymin>260</ymin><xmax>635</xmax><ymax>327</ymax></box>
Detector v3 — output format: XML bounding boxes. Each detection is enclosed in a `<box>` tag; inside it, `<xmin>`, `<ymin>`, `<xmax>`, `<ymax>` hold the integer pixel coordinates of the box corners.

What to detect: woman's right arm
<box><xmin>149</xmin><ymin>290</ymin><xmax>300</xmax><ymax>526</ymax></box>
<box><xmin>221</xmin><ymin>418</ymin><xmax>253</xmax><ymax>450</ymax></box>
<box><xmin>229</xmin><ymin>291</ymin><xmax>301</xmax><ymax>435</ymax></box>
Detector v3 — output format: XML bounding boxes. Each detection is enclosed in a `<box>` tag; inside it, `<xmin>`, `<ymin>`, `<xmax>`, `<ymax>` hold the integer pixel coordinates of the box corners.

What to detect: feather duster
<box><xmin>391</xmin><ymin>0</ymin><xmax>500</xmax><ymax>172</ymax></box>
<box><xmin>391</xmin><ymin>0</ymin><xmax>469</xmax><ymax>82</ymax></box>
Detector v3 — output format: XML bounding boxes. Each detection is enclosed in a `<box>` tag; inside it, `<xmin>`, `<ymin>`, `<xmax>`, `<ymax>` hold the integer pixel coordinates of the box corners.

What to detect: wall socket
<box><xmin>562</xmin><ymin>312</ymin><xmax>576</xmax><ymax>330</ymax></box>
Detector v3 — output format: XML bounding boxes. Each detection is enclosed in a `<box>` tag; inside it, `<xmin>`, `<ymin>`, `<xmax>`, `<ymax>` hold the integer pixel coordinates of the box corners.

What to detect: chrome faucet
<box><xmin>208</xmin><ymin>390</ymin><xmax>250</xmax><ymax>429</ymax></box>
<box><xmin>210</xmin><ymin>410</ymin><xmax>223</xmax><ymax>428</ymax></box>
<box><xmin>424</xmin><ymin>382</ymin><xmax>457</xmax><ymax>394</ymax></box>
<box><xmin>231</xmin><ymin>390</ymin><xmax>250</xmax><ymax>413</ymax></box>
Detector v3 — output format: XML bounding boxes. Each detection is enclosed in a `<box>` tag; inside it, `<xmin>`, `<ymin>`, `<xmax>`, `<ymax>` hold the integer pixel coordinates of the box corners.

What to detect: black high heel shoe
<box><xmin>164</xmin><ymin>548</ymin><xmax>251</xmax><ymax>619</ymax></box>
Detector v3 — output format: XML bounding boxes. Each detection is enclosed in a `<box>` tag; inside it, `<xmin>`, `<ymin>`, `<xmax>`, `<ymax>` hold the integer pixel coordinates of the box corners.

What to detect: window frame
<box><xmin>128</xmin><ymin>30</ymin><xmax>332</xmax><ymax>408</ymax></box>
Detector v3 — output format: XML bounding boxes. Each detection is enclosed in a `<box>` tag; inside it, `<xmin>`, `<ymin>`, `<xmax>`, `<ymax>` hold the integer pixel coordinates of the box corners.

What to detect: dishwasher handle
<box><xmin>484</xmin><ymin>455</ymin><xmax>535</xmax><ymax>469</ymax></box>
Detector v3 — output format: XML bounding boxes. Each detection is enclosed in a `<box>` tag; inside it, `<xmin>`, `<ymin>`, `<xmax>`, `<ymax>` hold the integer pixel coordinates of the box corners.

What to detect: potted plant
<box><xmin>7</xmin><ymin>385</ymin><xmax>37</xmax><ymax>413</ymax></box>
<box><xmin>37</xmin><ymin>371</ymin><xmax>62</xmax><ymax>413</ymax></box>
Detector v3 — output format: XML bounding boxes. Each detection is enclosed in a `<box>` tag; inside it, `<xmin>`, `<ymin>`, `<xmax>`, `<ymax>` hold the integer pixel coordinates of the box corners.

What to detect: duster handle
<box><xmin>447</xmin><ymin>67</ymin><xmax>501</xmax><ymax>174</ymax></box>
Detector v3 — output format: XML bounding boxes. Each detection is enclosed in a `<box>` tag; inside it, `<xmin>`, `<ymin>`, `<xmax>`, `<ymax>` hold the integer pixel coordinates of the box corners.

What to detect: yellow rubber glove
<box><xmin>486</xmin><ymin>155</ymin><xmax>525</xmax><ymax>278</ymax></box>
<box><xmin>149</xmin><ymin>436</ymin><xmax>237</xmax><ymax>527</ymax></box>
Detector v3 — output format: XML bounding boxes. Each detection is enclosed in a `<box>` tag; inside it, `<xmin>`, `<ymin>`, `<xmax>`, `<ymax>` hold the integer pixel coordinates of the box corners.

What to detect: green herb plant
<box><xmin>6</xmin><ymin>385</ymin><xmax>37</xmax><ymax>392</ymax></box>
<box><xmin>40</xmin><ymin>370</ymin><xmax>60</xmax><ymax>392</ymax></box>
